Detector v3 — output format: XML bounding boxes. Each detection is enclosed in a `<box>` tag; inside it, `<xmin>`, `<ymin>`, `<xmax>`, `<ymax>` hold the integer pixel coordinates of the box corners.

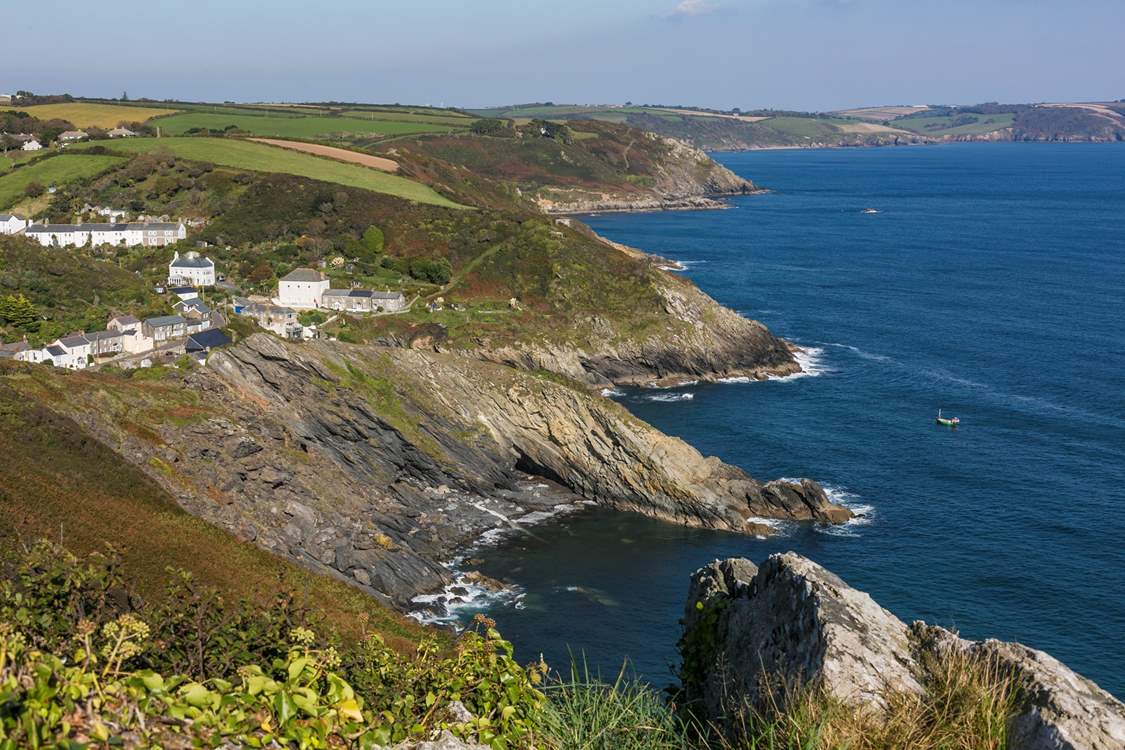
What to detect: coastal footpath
<box><xmin>680</xmin><ymin>554</ymin><xmax>1125</xmax><ymax>749</ymax></box>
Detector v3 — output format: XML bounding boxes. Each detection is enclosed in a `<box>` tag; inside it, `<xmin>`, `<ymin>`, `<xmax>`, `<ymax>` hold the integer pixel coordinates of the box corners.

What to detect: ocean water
<box><xmin>462</xmin><ymin>144</ymin><xmax>1125</xmax><ymax>697</ymax></box>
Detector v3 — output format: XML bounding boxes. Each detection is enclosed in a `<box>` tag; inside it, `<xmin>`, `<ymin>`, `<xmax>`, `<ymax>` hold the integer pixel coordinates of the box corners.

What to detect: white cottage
<box><xmin>0</xmin><ymin>214</ymin><xmax>27</xmax><ymax>235</ymax></box>
<box><xmin>168</xmin><ymin>250</ymin><xmax>216</xmax><ymax>287</ymax></box>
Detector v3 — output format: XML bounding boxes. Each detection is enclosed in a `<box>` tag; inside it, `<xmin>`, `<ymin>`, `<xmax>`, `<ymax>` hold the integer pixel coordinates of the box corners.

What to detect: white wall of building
<box><xmin>278</xmin><ymin>278</ymin><xmax>330</xmax><ymax>309</ymax></box>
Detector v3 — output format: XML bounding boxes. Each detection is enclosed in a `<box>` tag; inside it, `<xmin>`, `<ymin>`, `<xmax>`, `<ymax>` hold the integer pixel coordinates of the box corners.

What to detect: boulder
<box><xmin>679</xmin><ymin>554</ymin><xmax>1125</xmax><ymax>750</ymax></box>
<box><xmin>679</xmin><ymin>553</ymin><xmax>922</xmax><ymax>720</ymax></box>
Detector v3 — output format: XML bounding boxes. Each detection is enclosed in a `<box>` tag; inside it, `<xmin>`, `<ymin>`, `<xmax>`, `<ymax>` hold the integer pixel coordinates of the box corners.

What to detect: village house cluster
<box><xmin>0</xmin><ymin>301</ymin><xmax>227</xmax><ymax>371</ymax></box>
<box><xmin>1</xmin><ymin>125</ymin><xmax>136</xmax><ymax>152</ymax></box>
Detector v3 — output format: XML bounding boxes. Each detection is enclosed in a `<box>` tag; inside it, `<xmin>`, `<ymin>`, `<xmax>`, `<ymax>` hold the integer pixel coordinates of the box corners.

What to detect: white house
<box><xmin>25</xmin><ymin>222</ymin><xmax>187</xmax><ymax>249</ymax></box>
<box><xmin>21</xmin><ymin>139</ymin><xmax>42</xmax><ymax>152</ymax></box>
<box><xmin>168</xmin><ymin>251</ymin><xmax>215</xmax><ymax>286</ymax></box>
<box><xmin>278</xmin><ymin>268</ymin><xmax>330</xmax><ymax>309</ymax></box>
<box><xmin>0</xmin><ymin>214</ymin><xmax>27</xmax><ymax>235</ymax></box>
<box><xmin>49</xmin><ymin>334</ymin><xmax>93</xmax><ymax>369</ymax></box>
<box><xmin>58</xmin><ymin>130</ymin><xmax>88</xmax><ymax>142</ymax></box>
<box><xmin>107</xmin><ymin>127</ymin><xmax>137</xmax><ymax>138</ymax></box>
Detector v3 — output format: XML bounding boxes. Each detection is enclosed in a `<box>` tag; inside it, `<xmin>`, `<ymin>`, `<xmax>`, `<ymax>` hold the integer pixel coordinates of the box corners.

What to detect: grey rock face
<box><xmin>680</xmin><ymin>554</ymin><xmax>1125</xmax><ymax>750</ymax></box>
<box><xmin>680</xmin><ymin>553</ymin><xmax>922</xmax><ymax>720</ymax></box>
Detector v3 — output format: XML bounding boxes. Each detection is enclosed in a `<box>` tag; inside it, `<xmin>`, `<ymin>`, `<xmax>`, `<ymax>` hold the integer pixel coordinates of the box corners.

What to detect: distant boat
<box><xmin>862</xmin><ymin>208</ymin><xmax>879</xmax><ymax>214</ymax></box>
<box><xmin>936</xmin><ymin>409</ymin><xmax>960</xmax><ymax>427</ymax></box>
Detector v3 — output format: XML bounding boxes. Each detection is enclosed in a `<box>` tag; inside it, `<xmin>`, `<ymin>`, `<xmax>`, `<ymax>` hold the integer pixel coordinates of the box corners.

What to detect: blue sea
<box><xmin>464</xmin><ymin>143</ymin><xmax>1125</xmax><ymax>698</ymax></box>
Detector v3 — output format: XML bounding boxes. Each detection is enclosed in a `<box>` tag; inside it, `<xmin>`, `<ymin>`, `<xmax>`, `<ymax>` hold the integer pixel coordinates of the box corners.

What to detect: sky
<box><xmin>3</xmin><ymin>0</ymin><xmax>1121</xmax><ymax>110</ymax></box>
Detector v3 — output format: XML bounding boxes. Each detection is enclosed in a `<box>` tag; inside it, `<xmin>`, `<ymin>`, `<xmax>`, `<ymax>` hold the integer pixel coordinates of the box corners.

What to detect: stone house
<box><xmin>85</xmin><ymin>329</ymin><xmax>125</xmax><ymax>357</ymax></box>
<box><xmin>320</xmin><ymin>289</ymin><xmax>407</xmax><ymax>313</ymax></box>
<box><xmin>143</xmin><ymin>315</ymin><xmax>187</xmax><ymax>343</ymax></box>
<box><xmin>240</xmin><ymin>302</ymin><xmax>301</xmax><ymax>337</ymax></box>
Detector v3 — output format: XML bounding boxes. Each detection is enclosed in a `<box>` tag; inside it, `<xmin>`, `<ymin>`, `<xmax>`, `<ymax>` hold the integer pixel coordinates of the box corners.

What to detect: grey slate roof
<box><xmin>322</xmin><ymin>289</ymin><xmax>404</xmax><ymax>299</ymax></box>
<box><xmin>281</xmin><ymin>268</ymin><xmax>326</xmax><ymax>282</ymax></box>
<box><xmin>58</xmin><ymin>334</ymin><xmax>90</xmax><ymax>348</ymax></box>
<box><xmin>0</xmin><ymin>214</ymin><xmax>23</xmax><ymax>221</ymax></box>
<box><xmin>86</xmin><ymin>330</ymin><xmax>123</xmax><ymax>341</ymax></box>
<box><xmin>46</xmin><ymin>345</ymin><xmax>66</xmax><ymax>356</ymax></box>
<box><xmin>170</xmin><ymin>255</ymin><xmax>212</xmax><ymax>268</ymax></box>
<box><xmin>145</xmin><ymin>315</ymin><xmax>187</xmax><ymax>328</ymax></box>
<box><xmin>186</xmin><ymin>329</ymin><xmax>231</xmax><ymax>352</ymax></box>
<box><xmin>26</xmin><ymin>222</ymin><xmax>181</xmax><ymax>234</ymax></box>
<box><xmin>110</xmin><ymin>315</ymin><xmax>141</xmax><ymax>326</ymax></box>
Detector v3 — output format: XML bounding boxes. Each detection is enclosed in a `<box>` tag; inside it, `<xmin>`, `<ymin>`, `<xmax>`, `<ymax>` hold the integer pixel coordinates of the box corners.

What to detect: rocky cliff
<box><xmin>472</xmin><ymin>274</ymin><xmax>801</xmax><ymax>387</ymax></box>
<box><xmin>534</xmin><ymin>135</ymin><xmax>759</xmax><ymax>214</ymax></box>
<box><xmin>680</xmin><ymin>554</ymin><xmax>1125</xmax><ymax>750</ymax></box>
<box><xmin>13</xmin><ymin>336</ymin><xmax>848</xmax><ymax>610</ymax></box>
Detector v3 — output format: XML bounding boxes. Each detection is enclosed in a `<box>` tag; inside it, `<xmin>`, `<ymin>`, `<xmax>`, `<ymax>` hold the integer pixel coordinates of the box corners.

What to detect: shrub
<box><xmin>24</xmin><ymin>181</ymin><xmax>45</xmax><ymax>198</ymax></box>
<box><xmin>0</xmin><ymin>541</ymin><xmax>548</xmax><ymax>749</ymax></box>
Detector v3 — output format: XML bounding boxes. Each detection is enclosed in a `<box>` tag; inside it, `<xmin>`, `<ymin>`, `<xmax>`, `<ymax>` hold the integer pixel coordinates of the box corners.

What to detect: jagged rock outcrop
<box><xmin>31</xmin><ymin>335</ymin><xmax>847</xmax><ymax>610</ymax></box>
<box><xmin>680</xmin><ymin>553</ymin><xmax>1125</xmax><ymax>750</ymax></box>
<box><xmin>476</xmin><ymin>278</ymin><xmax>801</xmax><ymax>387</ymax></box>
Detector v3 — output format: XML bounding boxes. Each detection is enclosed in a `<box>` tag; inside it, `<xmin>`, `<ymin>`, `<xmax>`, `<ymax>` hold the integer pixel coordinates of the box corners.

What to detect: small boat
<box><xmin>862</xmin><ymin>208</ymin><xmax>879</xmax><ymax>214</ymax></box>
<box><xmin>936</xmin><ymin>409</ymin><xmax>960</xmax><ymax>427</ymax></box>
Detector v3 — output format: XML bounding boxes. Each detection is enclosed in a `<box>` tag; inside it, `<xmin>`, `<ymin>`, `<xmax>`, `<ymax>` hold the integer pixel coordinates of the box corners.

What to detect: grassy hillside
<box><xmin>74</xmin><ymin>137</ymin><xmax>466</xmax><ymax>208</ymax></box>
<box><xmin>894</xmin><ymin>111</ymin><xmax>1017</xmax><ymax>136</ymax></box>
<box><xmin>0</xmin><ymin>236</ymin><xmax>167</xmax><ymax>345</ymax></box>
<box><xmin>156</xmin><ymin>111</ymin><xmax>465</xmax><ymax>138</ymax></box>
<box><xmin>0</xmin><ymin>153</ymin><xmax>125</xmax><ymax>208</ymax></box>
<box><xmin>0</xmin><ymin>102</ymin><xmax>179</xmax><ymax>127</ymax></box>
<box><xmin>0</xmin><ymin>369</ymin><xmax>425</xmax><ymax>647</ymax></box>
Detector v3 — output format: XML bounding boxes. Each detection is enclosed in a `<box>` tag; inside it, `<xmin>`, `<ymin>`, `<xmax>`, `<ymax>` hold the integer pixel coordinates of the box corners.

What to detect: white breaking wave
<box><xmin>769</xmin><ymin>346</ymin><xmax>829</xmax><ymax>381</ymax></box>
<box><xmin>817</xmin><ymin>484</ymin><xmax>874</xmax><ymax>538</ymax></box>
<box><xmin>409</xmin><ymin>575</ymin><xmax>525</xmax><ymax>626</ymax></box>
<box><xmin>600</xmin><ymin>387</ymin><xmax>625</xmax><ymax>398</ymax></box>
<box><xmin>718</xmin><ymin>376</ymin><xmax>753</xmax><ymax>384</ymax></box>
<box><xmin>644</xmin><ymin>392</ymin><xmax>695</xmax><ymax>402</ymax></box>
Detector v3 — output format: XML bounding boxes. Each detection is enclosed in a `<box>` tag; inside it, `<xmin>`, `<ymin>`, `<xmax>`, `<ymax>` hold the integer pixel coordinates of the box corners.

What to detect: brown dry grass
<box><xmin>248</xmin><ymin>137</ymin><xmax>399</xmax><ymax>172</ymax></box>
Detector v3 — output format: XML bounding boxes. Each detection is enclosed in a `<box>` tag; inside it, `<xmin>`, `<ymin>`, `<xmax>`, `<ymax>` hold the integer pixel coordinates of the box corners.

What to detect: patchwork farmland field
<box><xmin>155</xmin><ymin>112</ymin><xmax>463</xmax><ymax>138</ymax></box>
<box><xmin>0</xmin><ymin>154</ymin><xmax>125</xmax><ymax>208</ymax></box>
<box><xmin>894</xmin><ymin>112</ymin><xmax>1015</xmax><ymax>136</ymax></box>
<box><xmin>0</xmin><ymin>102</ymin><xmax>179</xmax><ymax>128</ymax></box>
<box><xmin>75</xmin><ymin>137</ymin><xmax>465</xmax><ymax>208</ymax></box>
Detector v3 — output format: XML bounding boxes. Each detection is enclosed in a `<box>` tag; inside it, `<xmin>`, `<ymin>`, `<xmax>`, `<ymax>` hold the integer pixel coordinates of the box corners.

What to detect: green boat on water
<box><xmin>936</xmin><ymin>409</ymin><xmax>960</xmax><ymax>427</ymax></box>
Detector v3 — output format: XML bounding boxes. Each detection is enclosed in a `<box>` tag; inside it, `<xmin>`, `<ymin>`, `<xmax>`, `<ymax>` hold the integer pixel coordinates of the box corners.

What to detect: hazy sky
<box><xmin>3</xmin><ymin>0</ymin><xmax>1121</xmax><ymax>110</ymax></box>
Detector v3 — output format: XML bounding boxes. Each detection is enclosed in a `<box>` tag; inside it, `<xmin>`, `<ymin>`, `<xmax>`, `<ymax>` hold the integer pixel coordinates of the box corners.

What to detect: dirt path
<box><xmin>248</xmin><ymin>138</ymin><xmax>399</xmax><ymax>173</ymax></box>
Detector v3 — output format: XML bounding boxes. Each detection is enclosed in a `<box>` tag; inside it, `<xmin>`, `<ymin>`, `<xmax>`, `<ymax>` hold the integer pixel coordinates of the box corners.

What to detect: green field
<box><xmin>339</xmin><ymin>109</ymin><xmax>475</xmax><ymax>126</ymax></box>
<box><xmin>75</xmin><ymin>137</ymin><xmax>465</xmax><ymax>208</ymax></box>
<box><xmin>0</xmin><ymin>150</ymin><xmax>41</xmax><ymax>173</ymax></box>
<box><xmin>894</xmin><ymin>112</ymin><xmax>1015</xmax><ymax>136</ymax></box>
<box><xmin>0</xmin><ymin>154</ymin><xmax>125</xmax><ymax>209</ymax></box>
<box><xmin>0</xmin><ymin>102</ymin><xmax>179</xmax><ymax>128</ymax></box>
<box><xmin>156</xmin><ymin>112</ymin><xmax>460</xmax><ymax>138</ymax></box>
